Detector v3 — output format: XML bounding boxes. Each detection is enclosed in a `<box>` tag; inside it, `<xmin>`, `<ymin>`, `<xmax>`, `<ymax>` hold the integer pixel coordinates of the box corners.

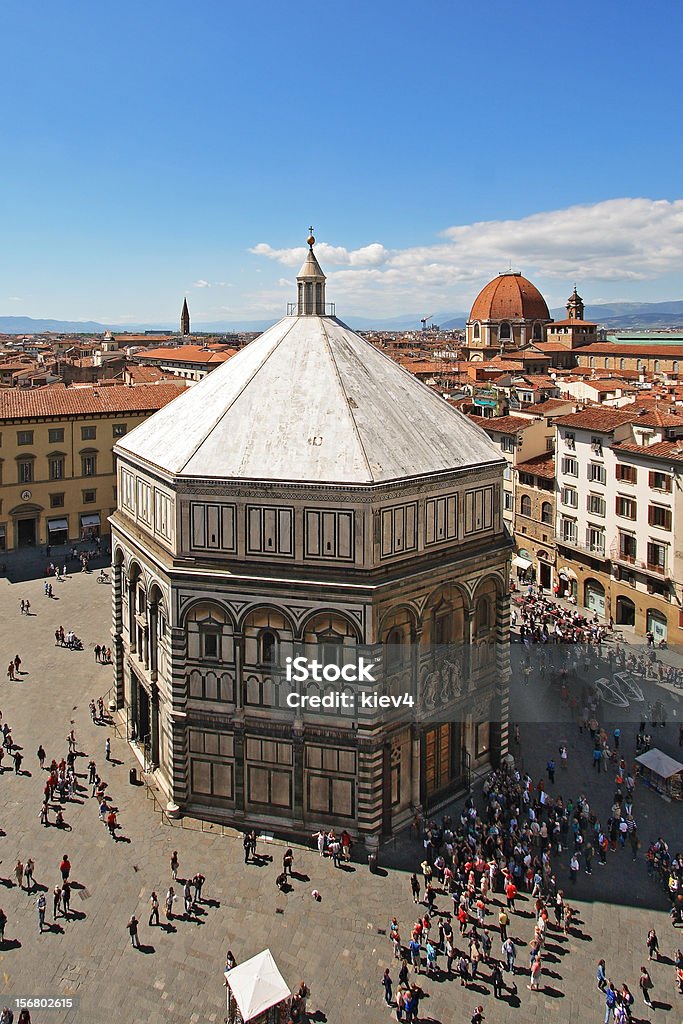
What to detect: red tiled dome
<box><xmin>469</xmin><ymin>272</ymin><xmax>550</xmax><ymax>322</ymax></box>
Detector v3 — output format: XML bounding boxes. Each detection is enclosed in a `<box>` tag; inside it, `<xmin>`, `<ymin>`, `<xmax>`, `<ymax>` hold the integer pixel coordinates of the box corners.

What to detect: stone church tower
<box><xmin>180</xmin><ymin>298</ymin><xmax>190</xmax><ymax>337</ymax></box>
<box><xmin>111</xmin><ymin>235</ymin><xmax>511</xmax><ymax>849</ymax></box>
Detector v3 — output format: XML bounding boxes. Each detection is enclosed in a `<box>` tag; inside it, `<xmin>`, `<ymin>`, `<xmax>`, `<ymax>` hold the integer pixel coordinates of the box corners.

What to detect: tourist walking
<box><xmin>382</xmin><ymin>968</ymin><xmax>393</xmax><ymax>1005</ymax></box>
<box><xmin>127</xmin><ymin>914</ymin><xmax>140</xmax><ymax>948</ymax></box>
<box><xmin>36</xmin><ymin>894</ymin><xmax>46</xmax><ymax>933</ymax></box>
<box><xmin>149</xmin><ymin>891</ymin><xmax>159</xmax><ymax>926</ymax></box>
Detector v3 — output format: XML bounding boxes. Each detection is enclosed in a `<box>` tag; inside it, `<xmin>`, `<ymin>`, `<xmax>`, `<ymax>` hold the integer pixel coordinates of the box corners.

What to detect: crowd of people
<box><xmin>377</xmin><ymin>740</ymin><xmax>683</xmax><ymax>1020</ymax></box>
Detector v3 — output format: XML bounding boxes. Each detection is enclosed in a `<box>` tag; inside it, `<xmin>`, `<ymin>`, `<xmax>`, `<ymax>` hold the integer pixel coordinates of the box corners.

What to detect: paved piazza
<box><xmin>0</xmin><ymin>568</ymin><xmax>680</xmax><ymax>1024</ymax></box>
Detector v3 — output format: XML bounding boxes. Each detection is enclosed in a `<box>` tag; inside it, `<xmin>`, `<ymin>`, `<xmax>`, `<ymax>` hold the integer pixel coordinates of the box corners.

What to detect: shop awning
<box><xmin>48</xmin><ymin>518</ymin><xmax>68</xmax><ymax>532</ymax></box>
<box><xmin>80</xmin><ymin>513</ymin><xmax>100</xmax><ymax>527</ymax></box>
<box><xmin>636</xmin><ymin>748</ymin><xmax>683</xmax><ymax>779</ymax></box>
<box><xmin>512</xmin><ymin>556</ymin><xmax>532</xmax><ymax>570</ymax></box>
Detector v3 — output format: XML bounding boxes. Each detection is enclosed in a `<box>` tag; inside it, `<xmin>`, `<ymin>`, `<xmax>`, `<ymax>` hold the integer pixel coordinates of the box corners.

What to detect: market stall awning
<box><xmin>225</xmin><ymin>949</ymin><xmax>290</xmax><ymax>1022</ymax></box>
<box><xmin>636</xmin><ymin>748</ymin><xmax>683</xmax><ymax>779</ymax></box>
<box><xmin>48</xmin><ymin>518</ymin><xmax>68</xmax><ymax>532</ymax></box>
<box><xmin>512</xmin><ymin>556</ymin><xmax>532</xmax><ymax>570</ymax></box>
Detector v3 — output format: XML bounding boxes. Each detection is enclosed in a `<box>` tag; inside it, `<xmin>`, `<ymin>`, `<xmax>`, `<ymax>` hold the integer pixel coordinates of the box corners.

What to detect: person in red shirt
<box><xmin>59</xmin><ymin>855</ymin><xmax>71</xmax><ymax>882</ymax></box>
<box><xmin>505</xmin><ymin>881</ymin><xmax>517</xmax><ymax>910</ymax></box>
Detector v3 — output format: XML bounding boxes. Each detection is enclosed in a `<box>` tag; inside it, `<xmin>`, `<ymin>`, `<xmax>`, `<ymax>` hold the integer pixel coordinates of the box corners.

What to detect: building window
<box><xmin>81</xmin><ymin>454</ymin><xmax>97</xmax><ymax>477</ymax></box>
<box><xmin>50</xmin><ymin>493</ymin><xmax>65</xmax><ymax>508</ymax></box>
<box><xmin>649</xmin><ymin>471</ymin><xmax>672</xmax><ymax>492</ymax></box>
<box><xmin>588</xmin><ymin>463</ymin><xmax>607</xmax><ymax>485</ymax></box>
<box><xmin>647</xmin><ymin>541</ymin><xmax>667</xmax><ymax>574</ymax></box>
<box><xmin>541</xmin><ymin>502</ymin><xmax>553</xmax><ymax>525</ymax></box>
<box><xmin>112</xmin><ymin>423</ymin><xmax>128</xmax><ymax>437</ymax></box>
<box><xmin>499</xmin><ymin>322</ymin><xmax>511</xmax><ymax>340</ymax></box>
<box><xmin>620</xmin><ymin>358</ymin><xmax>626</xmax><ymax>371</ymax></box>
<box><xmin>616</xmin><ymin>464</ymin><xmax>637</xmax><ymax>483</ymax></box>
<box><xmin>519</xmin><ymin>472</ymin><xmax>534</xmax><ymax>486</ymax></box>
<box><xmin>473</xmin><ymin>322</ymin><xmax>480</xmax><ymax>340</ymax></box>
<box><xmin>654</xmin><ymin>360</ymin><xmax>660</xmax><ymax>373</ymax></box>
<box><xmin>586</xmin><ymin>525</ymin><xmax>605</xmax><ymax>555</ymax></box>
<box><xmin>648</xmin><ymin>505</ymin><xmax>672</xmax><ymax>530</ymax></box>
<box><xmin>616</xmin><ymin>496</ymin><xmax>637</xmax><ymax>520</ymax></box>
<box><xmin>520</xmin><ymin>495</ymin><xmax>532</xmax><ymax>517</ymax></box>
<box><xmin>201</xmin><ymin>631</ymin><xmax>220</xmax><ymax>660</ymax></box>
<box><xmin>0</xmin><ymin>524</ymin><xmax>5</xmax><ymax>551</ymax></box>
<box><xmin>561</xmin><ymin>519</ymin><xmax>577</xmax><ymax>544</ymax></box>
<box><xmin>259</xmin><ymin>629</ymin><xmax>278</xmax><ymax>665</ymax></box>
<box><xmin>619</xmin><ymin>533</ymin><xmax>637</xmax><ymax>561</ymax></box>
<box><xmin>501</xmin><ymin>436</ymin><xmax>515</xmax><ymax>453</ymax></box>
<box><xmin>565</xmin><ymin>432</ymin><xmax>576</xmax><ymax>450</ymax></box>
<box><xmin>674</xmin><ymin>361</ymin><xmax>680</xmax><ymax>374</ymax></box>
<box><xmin>81</xmin><ymin>426</ymin><xmax>96</xmax><ymax>441</ymax></box>
<box><xmin>17</xmin><ymin>430</ymin><xmax>33</xmax><ymax>446</ymax></box>
<box><xmin>49</xmin><ymin>456</ymin><xmax>65</xmax><ymax>480</ymax></box>
<box><xmin>48</xmin><ymin>428</ymin><xmax>65</xmax><ymax>444</ymax></box>
<box><xmin>587</xmin><ymin>494</ymin><xmax>606</xmax><ymax>517</ymax></box>
<box><xmin>561</xmin><ymin>457</ymin><xmax>578</xmax><ymax>477</ymax></box>
<box><xmin>18</xmin><ymin>460</ymin><xmax>33</xmax><ymax>484</ymax></box>
<box><xmin>503</xmin><ymin>491</ymin><xmax>513</xmax><ymax>512</ymax></box>
<box><xmin>82</xmin><ymin>489</ymin><xmax>97</xmax><ymax>504</ymax></box>
<box><xmin>561</xmin><ymin>487</ymin><xmax>578</xmax><ymax>508</ymax></box>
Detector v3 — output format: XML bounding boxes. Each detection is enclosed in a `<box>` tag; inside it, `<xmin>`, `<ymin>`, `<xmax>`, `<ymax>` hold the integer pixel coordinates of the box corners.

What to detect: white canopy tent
<box><xmin>225</xmin><ymin>949</ymin><xmax>291</xmax><ymax>1023</ymax></box>
<box><xmin>636</xmin><ymin>747</ymin><xmax>683</xmax><ymax>800</ymax></box>
<box><xmin>636</xmin><ymin>748</ymin><xmax>683</xmax><ymax>779</ymax></box>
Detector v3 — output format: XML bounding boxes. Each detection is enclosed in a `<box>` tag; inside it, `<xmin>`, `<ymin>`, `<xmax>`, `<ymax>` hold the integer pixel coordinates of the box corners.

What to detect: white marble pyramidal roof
<box><xmin>118</xmin><ymin>314</ymin><xmax>502</xmax><ymax>484</ymax></box>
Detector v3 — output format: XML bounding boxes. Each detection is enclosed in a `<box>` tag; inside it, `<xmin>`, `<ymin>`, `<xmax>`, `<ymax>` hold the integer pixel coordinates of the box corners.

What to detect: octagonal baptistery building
<box><xmin>465</xmin><ymin>271</ymin><xmax>553</xmax><ymax>360</ymax></box>
<box><xmin>110</xmin><ymin>239</ymin><xmax>511</xmax><ymax>848</ymax></box>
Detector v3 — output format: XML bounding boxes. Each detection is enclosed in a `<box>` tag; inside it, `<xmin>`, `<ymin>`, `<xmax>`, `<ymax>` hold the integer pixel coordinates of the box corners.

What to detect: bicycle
<box><xmin>97</xmin><ymin>571</ymin><xmax>111</xmax><ymax>584</ymax></box>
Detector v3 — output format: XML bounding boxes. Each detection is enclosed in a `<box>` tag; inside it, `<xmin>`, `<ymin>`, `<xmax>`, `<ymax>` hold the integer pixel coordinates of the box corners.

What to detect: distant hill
<box><xmin>2</xmin><ymin>300</ymin><xmax>683</xmax><ymax>335</ymax></box>
<box><xmin>551</xmin><ymin>300</ymin><xmax>683</xmax><ymax>329</ymax></box>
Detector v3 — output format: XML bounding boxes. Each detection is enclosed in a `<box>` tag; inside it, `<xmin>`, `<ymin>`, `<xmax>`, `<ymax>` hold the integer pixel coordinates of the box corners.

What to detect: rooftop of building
<box><xmin>514</xmin><ymin>452</ymin><xmax>556</xmax><ymax>479</ymax></box>
<box><xmin>469</xmin><ymin>272</ymin><xmax>551</xmax><ymax>323</ymax></box>
<box><xmin>472</xmin><ymin>414</ymin><xmax>539</xmax><ymax>435</ymax></box>
<box><xmin>0</xmin><ymin>381</ymin><xmax>185</xmax><ymax>421</ymax></box>
<box><xmin>553</xmin><ymin>407</ymin><xmax>639</xmax><ymax>432</ymax></box>
<box><xmin>135</xmin><ymin>344</ymin><xmax>236</xmax><ymax>364</ymax></box>
<box><xmin>612</xmin><ymin>439</ymin><xmax>683</xmax><ymax>463</ymax></box>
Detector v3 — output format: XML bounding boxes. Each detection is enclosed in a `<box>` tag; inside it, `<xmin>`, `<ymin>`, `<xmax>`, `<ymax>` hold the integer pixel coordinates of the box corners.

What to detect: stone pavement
<box><xmin>0</xmin><ymin>571</ymin><xmax>680</xmax><ymax>1024</ymax></box>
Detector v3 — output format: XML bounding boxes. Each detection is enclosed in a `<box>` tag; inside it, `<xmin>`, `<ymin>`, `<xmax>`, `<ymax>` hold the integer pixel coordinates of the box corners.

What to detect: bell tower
<box><xmin>566</xmin><ymin>285</ymin><xmax>584</xmax><ymax>321</ymax></box>
<box><xmin>180</xmin><ymin>297</ymin><xmax>190</xmax><ymax>337</ymax></box>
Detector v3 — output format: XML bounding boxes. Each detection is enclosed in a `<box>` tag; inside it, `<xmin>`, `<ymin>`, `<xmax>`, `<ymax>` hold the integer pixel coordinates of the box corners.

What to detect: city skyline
<box><xmin>1</xmin><ymin>0</ymin><xmax>682</xmax><ymax>322</ymax></box>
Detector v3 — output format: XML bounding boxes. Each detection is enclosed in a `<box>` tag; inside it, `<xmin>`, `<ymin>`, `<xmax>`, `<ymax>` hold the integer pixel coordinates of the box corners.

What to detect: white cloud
<box><xmin>249</xmin><ymin>199</ymin><xmax>683</xmax><ymax>315</ymax></box>
<box><xmin>6</xmin><ymin>296</ymin><xmax>23</xmax><ymax>302</ymax></box>
<box><xmin>193</xmin><ymin>279</ymin><xmax>211</xmax><ymax>288</ymax></box>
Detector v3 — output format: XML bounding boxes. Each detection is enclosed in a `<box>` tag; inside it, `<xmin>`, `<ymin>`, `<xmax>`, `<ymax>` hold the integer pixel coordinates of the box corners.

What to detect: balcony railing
<box><xmin>557</xmin><ymin>534</ymin><xmax>607</xmax><ymax>559</ymax></box>
<box><xmin>609</xmin><ymin>544</ymin><xmax>669</xmax><ymax>578</ymax></box>
<box><xmin>286</xmin><ymin>302</ymin><xmax>336</xmax><ymax>316</ymax></box>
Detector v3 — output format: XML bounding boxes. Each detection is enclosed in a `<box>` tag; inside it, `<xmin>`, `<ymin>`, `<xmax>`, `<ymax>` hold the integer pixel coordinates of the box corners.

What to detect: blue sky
<box><xmin>1</xmin><ymin>0</ymin><xmax>682</xmax><ymax>324</ymax></box>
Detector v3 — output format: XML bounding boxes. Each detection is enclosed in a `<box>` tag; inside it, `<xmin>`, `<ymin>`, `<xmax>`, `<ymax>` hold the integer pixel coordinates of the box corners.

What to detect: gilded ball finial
<box><xmin>307</xmin><ymin>225</ymin><xmax>315</xmax><ymax>247</ymax></box>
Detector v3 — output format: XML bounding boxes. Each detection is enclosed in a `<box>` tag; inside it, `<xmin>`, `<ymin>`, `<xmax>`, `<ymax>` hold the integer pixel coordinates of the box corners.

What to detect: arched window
<box><xmin>654</xmin><ymin>360</ymin><xmax>660</xmax><ymax>373</ymax></box>
<box><xmin>589</xmin><ymin>357</ymin><xmax>595</xmax><ymax>369</ymax></box>
<box><xmin>473</xmin><ymin>322</ymin><xmax>480</xmax><ymax>340</ymax></box>
<box><xmin>520</xmin><ymin>495</ymin><xmax>532</xmax><ymax>517</ymax></box>
<box><xmin>620</xmin><ymin>358</ymin><xmax>626</xmax><ymax>370</ymax></box>
<box><xmin>674</xmin><ymin>361</ymin><xmax>680</xmax><ymax>375</ymax></box>
<box><xmin>385</xmin><ymin>626</ymin><xmax>404</xmax><ymax>672</ymax></box>
<box><xmin>638</xmin><ymin>362</ymin><xmax>645</xmax><ymax>374</ymax></box>
<box><xmin>475</xmin><ymin>597</ymin><xmax>491</xmax><ymax>635</ymax></box>
<box><xmin>541</xmin><ymin>502</ymin><xmax>552</xmax><ymax>525</ymax></box>
<box><xmin>499</xmin><ymin>322</ymin><xmax>511</xmax><ymax>340</ymax></box>
<box><xmin>533</xmin><ymin>322</ymin><xmax>542</xmax><ymax>341</ymax></box>
<box><xmin>604</xmin><ymin>358</ymin><xmax>610</xmax><ymax>369</ymax></box>
<box><xmin>259</xmin><ymin>629</ymin><xmax>278</xmax><ymax>665</ymax></box>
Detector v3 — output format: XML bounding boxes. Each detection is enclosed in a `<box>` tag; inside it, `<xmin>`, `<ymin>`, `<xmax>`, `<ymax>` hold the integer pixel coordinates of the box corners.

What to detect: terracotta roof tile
<box><xmin>469</xmin><ymin>273</ymin><xmax>550</xmax><ymax>322</ymax></box>
<box><xmin>474</xmin><ymin>414</ymin><xmax>539</xmax><ymax>435</ymax></box>
<box><xmin>553</xmin><ymin>408</ymin><xmax>638</xmax><ymax>431</ymax></box>
<box><xmin>0</xmin><ymin>382</ymin><xmax>184</xmax><ymax>421</ymax></box>
<box><xmin>515</xmin><ymin>452</ymin><xmax>556</xmax><ymax>479</ymax></box>
<box><xmin>613</xmin><ymin>440</ymin><xmax>683</xmax><ymax>462</ymax></box>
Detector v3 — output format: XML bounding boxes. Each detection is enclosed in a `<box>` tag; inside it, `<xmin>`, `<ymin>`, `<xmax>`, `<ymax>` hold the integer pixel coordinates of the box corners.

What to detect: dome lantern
<box><xmin>296</xmin><ymin>226</ymin><xmax>326</xmax><ymax>315</ymax></box>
